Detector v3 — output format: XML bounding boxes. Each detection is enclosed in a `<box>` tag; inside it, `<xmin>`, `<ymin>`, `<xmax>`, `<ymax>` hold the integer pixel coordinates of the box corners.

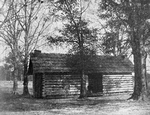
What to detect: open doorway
<box><xmin>88</xmin><ymin>73</ymin><xmax>103</xmax><ymax>93</ymax></box>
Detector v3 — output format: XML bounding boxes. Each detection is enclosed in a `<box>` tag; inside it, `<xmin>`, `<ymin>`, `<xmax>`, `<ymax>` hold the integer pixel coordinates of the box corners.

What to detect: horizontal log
<box><xmin>69</xmin><ymin>87</ymin><xmax>80</xmax><ymax>90</ymax></box>
<box><xmin>44</xmin><ymin>89</ymin><xmax>80</xmax><ymax>93</ymax></box>
<box><xmin>42</xmin><ymin>95</ymin><xmax>78</xmax><ymax>98</ymax></box>
<box><xmin>103</xmin><ymin>83</ymin><xmax>134</xmax><ymax>86</ymax></box>
<box><xmin>120</xmin><ymin>83</ymin><xmax>134</xmax><ymax>85</ymax></box>
<box><xmin>44</xmin><ymin>93</ymin><xmax>66</xmax><ymax>96</ymax></box>
<box><xmin>43</xmin><ymin>84</ymin><xmax>80</xmax><ymax>87</ymax></box>
<box><xmin>70</xmin><ymin>84</ymin><xmax>80</xmax><ymax>87</ymax></box>
<box><xmin>43</xmin><ymin>82</ymin><xmax>81</xmax><ymax>84</ymax></box>
<box><xmin>103</xmin><ymin>78</ymin><xmax>133</xmax><ymax>81</ymax></box>
<box><xmin>44</xmin><ymin>87</ymin><xmax>80</xmax><ymax>91</ymax></box>
<box><xmin>43</xmin><ymin>77</ymin><xmax>80</xmax><ymax>81</ymax></box>
<box><xmin>44</xmin><ymin>76</ymin><xmax>80</xmax><ymax>79</ymax></box>
<box><xmin>43</xmin><ymin>93</ymin><xmax>80</xmax><ymax>98</ymax></box>
<box><xmin>103</xmin><ymin>85</ymin><xmax>133</xmax><ymax>88</ymax></box>
<box><xmin>103</xmin><ymin>78</ymin><xmax>133</xmax><ymax>80</ymax></box>
<box><xmin>43</xmin><ymin>88</ymin><xmax>80</xmax><ymax>91</ymax></box>
<box><xmin>43</xmin><ymin>80</ymin><xmax>80</xmax><ymax>82</ymax></box>
<box><xmin>104</xmin><ymin>84</ymin><xmax>134</xmax><ymax>87</ymax></box>
<box><xmin>44</xmin><ymin>88</ymin><xmax>64</xmax><ymax>90</ymax></box>
<box><xmin>44</xmin><ymin>73</ymin><xmax>80</xmax><ymax>77</ymax></box>
<box><xmin>43</xmin><ymin>86</ymin><xmax>68</xmax><ymax>89</ymax></box>
<box><xmin>103</xmin><ymin>83</ymin><xmax>133</xmax><ymax>86</ymax></box>
<box><xmin>103</xmin><ymin>89</ymin><xmax>133</xmax><ymax>92</ymax></box>
<box><xmin>103</xmin><ymin>88</ymin><xmax>133</xmax><ymax>91</ymax></box>
<box><xmin>43</xmin><ymin>83</ymin><xmax>64</xmax><ymax>85</ymax></box>
<box><xmin>119</xmin><ymin>80</ymin><xmax>133</xmax><ymax>82</ymax></box>
<box><xmin>67</xmin><ymin>92</ymin><xmax>80</xmax><ymax>95</ymax></box>
<box><xmin>43</xmin><ymin>86</ymin><xmax>64</xmax><ymax>89</ymax></box>
<box><xmin>43</xmin><ymin>83</ymin><xmax>80</xmax><ymax>86</ymax></box>
<box><xmin>43</xmin><ymin>84</ymin><xmax>64</xmax><ymax>87</ymax></box>
<box><xmin>103</xmin><ymin>74</ymin><xmax>133</xmax><ymax>77</ymax></box>
<box><xmin>45</xmin><ymin>91</ymin><xmax>66</xmax><ymax>95</ymax></box>
<box><xmin>103</xmin><ymin>83</ymin><xmax>133</xmax><ymax>85</ymax></box>
<box><xmin>44</xmin><ymin>75</ymin><xmax>80</xmax><ymax>78</ymax></box>
<box><xmin>103</xmin><ymin>87</ymin><xmax>133</xmax><ymax>90</ymax></box>
<box><xmin>103</xmin><ymin>75</ymin><xmax>132</xmax><ymax>77</ymax></box>
<box><xmin>43</xmin><ymin>80</ymin><xmax>81</xmax><ymax>83</ymax></box>
<box><xmin>103</xmin><ymin>82</ymin><xmax>133</xmax><ymax>85</ymax></box>
<box><xmin>44</xmin><ymin>91</ymin><xmax>80</xmax><ymax>95</ymax></box>
<box><xmin>44</xmin><ymin>74</ymin><xmax>80</xmax><ymax>76</ymax></box>
<box><xmin>103</xmin><ymin>77</ymin><xmax>133</xmax><ymax>80</ymax></box>
<box><xmin>103</xmin><ymin>80</ymin><xmax>133</xmax><ymax>83</ymax></box>
<box><xmin>103</xmin><ymin>91</ymin><xmax>133</xmax><ymax>95</ymax></box>
<box><xmin>103</xmin><ymin>91</ymin><xmax>133</xmax><ymax>94</ymax></box>
<box><xmin>103</xmin><ymin>81</ymin><xmax>133</xmax><ymax>83</ymax></box>
<box><xmin>103</xmin><ymin>76</ymin><xmax>133</xmax><ymax>78</ymax></box>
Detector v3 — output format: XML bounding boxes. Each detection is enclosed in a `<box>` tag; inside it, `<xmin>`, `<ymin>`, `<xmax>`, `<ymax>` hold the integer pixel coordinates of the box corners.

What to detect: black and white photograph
<box><xmin>0</xmin><ymin>0</ymin><xmax>150</xmax><ymax>115</ymax></box>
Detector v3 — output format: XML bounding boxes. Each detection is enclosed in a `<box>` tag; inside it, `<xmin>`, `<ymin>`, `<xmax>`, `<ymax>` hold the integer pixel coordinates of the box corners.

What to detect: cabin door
<box><xmin>34</xmin><ymin>73</ymin><xmax>43</xmax><ymax>98</ymax></box>
<box><xmin>88</xmin><ymin>73</ymin><xmax>103</xmax><ymax>93</ymax></box>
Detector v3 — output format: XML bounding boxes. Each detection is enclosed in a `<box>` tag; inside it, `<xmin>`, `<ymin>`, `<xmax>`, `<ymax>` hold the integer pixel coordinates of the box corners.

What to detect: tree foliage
<box><xmin>48</xmin><ymin>0</ymin><xmax>99</xmax><ymax>98</ymax></box>
<box><xmin>102</xmin><ymin>31</ymin><xmax>130</xmax><ymax>56</ymax></box>
<box><xmin>5</xmin><ymin>52</ymin><xmax>24</xmax><ymax>81</ymax></box>
<box><xmin>98</xmin><ymin>0</ymin><xmax>150</xmax><ymax>100</ymax></box>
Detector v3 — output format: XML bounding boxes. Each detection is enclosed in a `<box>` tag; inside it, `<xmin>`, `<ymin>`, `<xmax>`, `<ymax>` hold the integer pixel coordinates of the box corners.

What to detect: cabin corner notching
<box><xmin>28</xmin><ymin>50</ymin><xmax>134</xmax><ymax>98</ymax></box>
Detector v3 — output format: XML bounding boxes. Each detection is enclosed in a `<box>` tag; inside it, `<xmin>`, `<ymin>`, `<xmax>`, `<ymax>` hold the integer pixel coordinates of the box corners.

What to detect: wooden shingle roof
<box><xmin>28</xmin><ymin>50</ymin><xmax>133</xmax><ymax>74</ymax></box>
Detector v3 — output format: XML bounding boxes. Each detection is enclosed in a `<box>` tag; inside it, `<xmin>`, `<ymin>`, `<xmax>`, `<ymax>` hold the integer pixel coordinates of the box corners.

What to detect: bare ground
<box><xmin>0</xmin><ymin>81</ymin><xmax>150</xmax><ymax>115</ymax></box>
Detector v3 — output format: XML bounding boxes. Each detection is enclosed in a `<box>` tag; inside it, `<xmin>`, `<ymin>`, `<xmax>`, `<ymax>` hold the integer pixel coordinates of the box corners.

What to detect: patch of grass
<box><xmin>0</xmin><ymin>87</ymin><xmax>130</xmax><ymax>112</ymax></box>
<box><xmin>0</xmin><ymin>83</ymin><xmax>150</xmax><ymax>115</ymax></box>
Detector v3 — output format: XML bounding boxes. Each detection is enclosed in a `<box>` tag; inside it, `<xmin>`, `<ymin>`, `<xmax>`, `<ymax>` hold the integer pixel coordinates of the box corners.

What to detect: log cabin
<box><xmin>28</xmin><ymin>50</ymin><xmax>134</xmax><ymax>98</ymax></box>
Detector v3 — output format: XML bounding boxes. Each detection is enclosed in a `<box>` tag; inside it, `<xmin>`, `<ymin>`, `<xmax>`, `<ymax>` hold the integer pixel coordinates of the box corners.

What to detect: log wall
<box><xmin>42</xmin><ymin>74</ymin><xmax>81</xmax><ymax>98</ymax></box>
<box><xmin>103</xmin><ymin>74</ymin><xmax>134</xmax><ymax>94</ymax></box>
<box><xmin>33</xmin><ymin>73</ymin><xmax>134</xmax><ymax>98</ymax></box>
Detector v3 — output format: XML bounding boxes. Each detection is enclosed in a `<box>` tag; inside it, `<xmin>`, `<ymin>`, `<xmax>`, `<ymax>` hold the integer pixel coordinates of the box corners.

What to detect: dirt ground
<box><xmin>0</xmin><ymin>81</ymin><xmax>150</xmax><ymax>115</ymax></box>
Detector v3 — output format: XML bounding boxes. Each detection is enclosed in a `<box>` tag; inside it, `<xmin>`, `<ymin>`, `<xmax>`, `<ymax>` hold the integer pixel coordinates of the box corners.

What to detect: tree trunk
<box><xmin>12</xmin><ymin>53</ymin><xmax>19</xmax><ymax>94</ymax></box>
<box><xmin>130</xmin><ymin>49</ymin><xmax>142</xmax><ymax>100</ymax></box>
<box><xmin>22</xmin><ymin>60</ymin><xmax>29</xmax><ymax>96</ymax></box>
<box><xmin>129</xmin><ymin>35</ymin><xmax>148</xmax><ymax>100</ymax></box>
<box><xmin>140</xmin><ymin>51</ymin><xmax>148</xmax><ymax>100</ymax></box>
<box><xmin>12</xmin><ymin>44</ymin><xmax>19</xmax><ymax>94</ymax></box>
<box><xmin>12</xmin><ymin>67</ymin><xmax>18</xmax><ymax>94</ymax></box>
<box><xmin>79</xmin><ymin>70</ymin><xmax>87</xmax><ymax>98</ymax></box>
<box><xmin>79</xmin><ymin>38</ymin><xmax>87</xmax><ymax>98</ymax></box>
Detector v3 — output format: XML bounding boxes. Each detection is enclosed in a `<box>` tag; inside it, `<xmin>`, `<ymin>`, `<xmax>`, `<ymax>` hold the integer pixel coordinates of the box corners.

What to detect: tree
<box><xmin>0</xmin><ymin>0</ymin><xmax>23</xmax><ymax>94</ymax></box>
<box><xmin>101</xmin><ymin>23</ymin><xmax>130</xmax><ymax>56</ymax></box>
<box><xmin>98</xmin><ymin>0</ymin><xmax>150</xmax><ymax>100</ymax></box>
<box><xmin>15</xmin><ymin>0</ymin><xmax>52</xmax><ymax>96</ymax></box>
<box><xmin>0</xmin><ymin>0</ymin><xmax>52</xmax><ymax>95</ymax></box>
<box><xmin>48</xmin><ymin>0</ymin><xmax>98</xmax><ymax>98</ymax></box>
